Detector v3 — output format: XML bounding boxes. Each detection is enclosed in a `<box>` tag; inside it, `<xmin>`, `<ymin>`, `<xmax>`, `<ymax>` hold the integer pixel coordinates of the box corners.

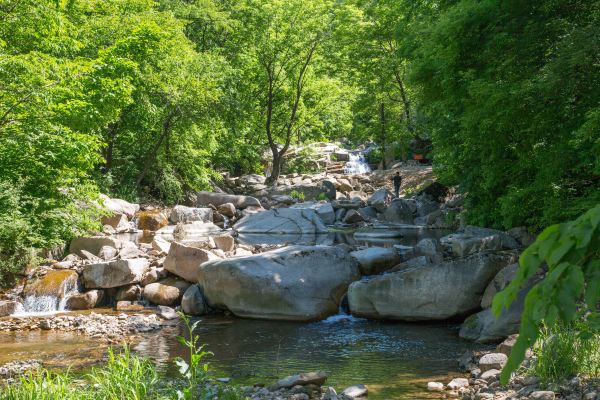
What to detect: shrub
<box><xmin>528</xmin><ymin>319</ymin><xmax>600</xmax><ymax>384</ymax></box>
<box><xmin>289</xmin><ymin>190</ymin><xmax>305</xmax><ymax>201</ymax></box>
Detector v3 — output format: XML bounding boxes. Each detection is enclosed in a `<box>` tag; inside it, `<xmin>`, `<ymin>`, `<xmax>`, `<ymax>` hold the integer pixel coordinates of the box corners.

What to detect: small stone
<box><xmin>447</xmin><ymin>378</ymin><xmax>469</xmax><ymax>390</ymax></box>
<box><xmin>156</xmin><ymin>305</ymin><xmax>178</xmax><ymax>320</ymax></box>
<box><xmin>213</xmin><ymin>235</ymin><xmax>235</xmax><ymax>252</ymax></box>
<box><xmin>496</xmin><ymin>334</ymin><xmax>518</xmax><ymax>356</ymax></box>
<box><xmin>478</xmin><ymin>353</ymin><xmax>507</xmax><ymax>372</ymax></box>
<box><xmin>274</xmin><ymin>371</ymin><xmax>328</xmax><ymax>389</ymax></box>
<box><xmin>342</xmin><ymin>384</ymin><xmax>367</xmax><ymax>398</ymax></box>
<box><xmin>480</xmin><ymin>369</ymin><xmax>500</xmax><ymax>382</ymax></box>
<box><xmin>522</xmin><ymin>376</ymin><xmax>540</xmax><ymax>386</ymax></box>
<box><xmin>470</xmin><ymin>368</ymin><xmax>481</xmax><ymax>379</ymax></box>
<box><xmin>583</xmin><ymin>392</ymin><xmax>597</xmax><ymax>400</ymax></box>
<box><xmin>529</xmin><ymin>391</ymin><xmax>555</xmax><ymax>400</ymax></box>
<box><xmin>217</xmin><ymin>377</ymin><xmax>231</xmax><ymax>383</ymax></box>
<box><xmin>427</xmin><ymin>382</ymin><xmax>444</xmax><ymax>391</ymax></box>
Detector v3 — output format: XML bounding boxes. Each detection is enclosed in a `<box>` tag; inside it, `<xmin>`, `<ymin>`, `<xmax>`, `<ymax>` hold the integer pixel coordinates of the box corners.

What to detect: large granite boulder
<box><xmin>65</xmin><ymin>290</ymin><xmax>104</xmax><ymax>310</ymax></box>
<box><xmin>143</xmin><ymin>277</ymin><xmax>191</xmax><ymax>306</ymax></box>
<box><xmin>100</xmin><ymin>195</ymin><xmax>139</xmax><ymax>218</ymax></box>
<box><xmin>380</xmin><ymin>198</ymin><xmax>416</xmax><ymax>224</ymax></box>
<box><xmin>348</xmin><ymin>252</ymin><xmax>512</xmax><ymax>321</ymax></box>
<box><xmin>234</xmin><ymin>208</ymin><xmax>328</xmax><ymax>234</ymax></box>
<box><xmin>367</xmin><ymin>188</ymin><xmax>394</xmax><ymax>213</ymax></box>
<box><xmin>291</xmin><ymin>202</ymin><xmax>335</xmax><ymax>225</ymax></box>
<box><xmin>181</xmin><ymin>285</ymin><xmax>208</xmax><ymax>315</ymax></box>
<box><xmin>0</xmin><ymin>300</ymin><xmax>21</xmax><ymax>317</ymax></box>
<box><xmin>83</xmin><ymin>259</ymin><xmax>149</xmax><ymax>289</ymax></box>
<box><xmin>169</xmin><ymin>205</ymin><xmax>213</xmax><ymax>224</ymax></box>
<box><xmin>459</xmin><ymin>304</ymin><xmax>523</xmax><ymax>343</ymax></box>
<box><xmin>196</xmin><ymin>191</ymin><xmax>261</xmax><ymax>209</ymax></box>
<box><xmin>163</xmin><ymin>242</ymin><xmax>220</xmax><ymax>283</ymax></box>
<box><xmin>481</xmin><ymin>263</ymin><xmax>519</xmax><ymax>308</ymax></box>
<box><xmin>199</xmin><ymin>245</ymin><xmax>360</xmax><ymax>321</ymax></box>
<box><xmin>350</xmin><ymin>247</ymin><xmax>401</xmax><ymax>275</ymax></box>
<box><xmin>69</xmin><ymin>236</ymin><xmax>123</xmax><ymax>258</ymax></box>
<box><xmin>23</xmin><ymin>270</ymin><xmax>79</xmax><ymax>299</ymax></box>
<box><xmin>137</xmin><ymin>210</ymin><xmax>168</xmax><ymax>231</ymax></box>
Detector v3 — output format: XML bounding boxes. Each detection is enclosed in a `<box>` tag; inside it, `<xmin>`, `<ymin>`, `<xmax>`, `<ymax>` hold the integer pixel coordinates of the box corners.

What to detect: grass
<box><xmin>528</xmin><ymin>319</ymin><xmax>600</xmax><ymax>385</ymax></box>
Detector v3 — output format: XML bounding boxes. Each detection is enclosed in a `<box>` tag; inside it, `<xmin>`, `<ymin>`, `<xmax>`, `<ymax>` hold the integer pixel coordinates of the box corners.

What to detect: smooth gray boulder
<box><xmin>350</xmin><ymin>247</ymin><xmax>401</xmax><ymax>275</ymax></box>
<box><xmin>481</xmin><ymin>263</ymin><xmax>519</xmax><ymax>308</ymax></box>
<box><xmin>181</xmin><ymin>285</ymin><xmax>208</xmax><ymax>315</ymax></box>
<box><xmin>441</xmin><ymin>233</ymin><xmax>502</xmax><ymax>258</ymax></box>
<box><xmin>66</xmin><ymin>290</ymin><xmax>104</xmax><ymax>310</ymax></box>
<box><xmin>83</xmin><ymin>258</ymin><xmax>149</xmax><ymax>289</ymax></box>
<box><xmin>69</xmin><ymin>236</ymin><xmax>123</xmax><ymax>258</ymax></box>
<box><xmin>164</xmin><ymin>242</ymin><xmax>221</xmax><ymax>283</ymax></box>
<box><xmin>169</xmin><ymin>205</ymin><xmax>213</xmax><ymax>224</ymax></box>
<box><xmin>143</xmin><ymin>277</ymin><xmax>190</xmax><ymax>306</ymax></box>
<box><xmin>199</xmin><ymin>245</ymin><xmax>360</xmax><ymax>321</ymax></box>
<box><xmin>380</xmin><ymin>198</ymin><xmax>416</xmax><ymax>224</ymax></box>
<box><xmin>367</xmin><ymin>188</ymin><xmax>394</xmax><ymax>212</ymax></box>
<box><xmin>100</xmin><ymin>195</ymin><xmax>139</xmax><ymax>218</ymax></box>
<box><xmin>234</xmin><ymin>208</ymin><xmax>328</xmax><ymax>234</ymax></box>
<box><xmin>196</xmin><ymin>191</ymin><xmax>261</xmax><ymax>209</ymax></box>
<box><xmin>291</xmin><ymin>202</ymin><xmax>335</xmax><ymax>225</ymax></box>
<box><xmin>348</xmin><ymin>252</ymin><xmax>511</xmax><ymax>321</ymax></box>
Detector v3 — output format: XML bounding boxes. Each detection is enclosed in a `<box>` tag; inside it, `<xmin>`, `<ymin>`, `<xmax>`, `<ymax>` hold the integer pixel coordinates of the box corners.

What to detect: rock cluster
<box><xmin>427</xmin><ymin>336</ymin><xmax>600</xmax><ymax>400</ymax></box>
<box><xmin>0</xmin><ymin>312</ymin><xmax>163</xmax><ymax>342</ymax></box>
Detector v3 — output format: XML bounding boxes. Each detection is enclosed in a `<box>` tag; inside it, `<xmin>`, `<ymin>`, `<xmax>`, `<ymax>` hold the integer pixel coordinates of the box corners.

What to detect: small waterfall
<box><xmin>12</xmin><ymin>272</ymin><xmax>78</xmax><ymax>317</ymax></box>
<box><xmin>344</xmin><ymin>152</ymin><xmax>371</xmax><ymax>175</ymax></box>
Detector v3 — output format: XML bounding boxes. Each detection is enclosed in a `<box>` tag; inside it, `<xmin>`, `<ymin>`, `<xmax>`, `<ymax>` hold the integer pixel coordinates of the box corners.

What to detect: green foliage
<box><xmin>528</xmin><ymin>319</ymin><xmax>600</xmax><ymax>384</ymax></box>
<box><xmin>317</xmin><ymin>192</ymin><xmax>328</xmax><ymax>201</ymax></box>
<box><xmin>411</xmin><ymin>0</ymin><xmax>600</xmax><ymax>229</ymax></box>
<box><xmin>284</xmin><ymin>148</ymin><xmax>321</xmax><ymax>175</ymax></box>
<box><xmin>289</xmin><ymin>190</ymin><xmax>305</xmax><ymax>202</ymax></box>
<box><xmin>0</xmin><ymin>345</ymin><xmax>158</xmax><ymax>400</ymax></box>
<box><xmin>175</xmin><ymin>311</ymin><xmax>213</xmax><ymax>400</ymax></box>
<box><xmin>492</xmin><ymin>205</ymin><xmax>600</xmax><ymax>384</ymax></box>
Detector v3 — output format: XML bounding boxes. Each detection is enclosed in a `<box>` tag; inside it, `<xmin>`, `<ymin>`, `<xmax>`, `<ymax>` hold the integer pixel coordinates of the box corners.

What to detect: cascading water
<box><xmin>11</xmin><ymin>271</ymin><xmax>79</xmax><ymax>317</ymax></box>
<box><xmin>343</xmin><ymin>152</ymin><xmax>371</xmax><ymax>175</ymax></box>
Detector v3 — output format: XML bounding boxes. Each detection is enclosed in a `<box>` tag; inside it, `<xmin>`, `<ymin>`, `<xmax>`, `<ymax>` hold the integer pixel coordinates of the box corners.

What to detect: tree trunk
<box><xmin>136</xmin><ymin>110</ymin><xmax>176</xmax><ymax>187</ymax></box>
<box><xmin>270</xmin><ymin>151</ymin><xmax>282</xmax><ymax>183</ymax></box>
<box><xmin>380</xmin><ymin>101</ymin><xmax>387</xmax><ymax>170</ymax></box>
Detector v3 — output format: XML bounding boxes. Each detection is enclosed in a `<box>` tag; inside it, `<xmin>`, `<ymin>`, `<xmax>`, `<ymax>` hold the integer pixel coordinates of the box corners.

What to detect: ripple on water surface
<box><xmin>0</xmin><ymin>314</ymin><xmax>491</xmax><ymax>399</ymax></box>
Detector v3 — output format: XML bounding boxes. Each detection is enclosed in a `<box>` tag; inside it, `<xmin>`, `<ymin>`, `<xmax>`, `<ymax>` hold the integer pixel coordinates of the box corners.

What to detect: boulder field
<box><xmin>0</xmin><ymin>171</ymin><xmax>536</xmax><ymax>347</ymax></box>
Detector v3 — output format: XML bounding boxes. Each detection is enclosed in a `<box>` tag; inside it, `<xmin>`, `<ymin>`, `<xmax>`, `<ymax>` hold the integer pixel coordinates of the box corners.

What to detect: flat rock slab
<box><xmin>196</xmin><ymin>191</ymin><xmax>261</xmax><ymax>209</ymax></box>
<box><xmin>83</xmin><ymin>259</ymin><xmax>149</xmax><ymax>289</ymax></box>
<box><xmin>234</xmin><ymin>208</ymin><xmax>328</xmax><ymax>234</ymax></box>
<box><xmin>164</xmin><ymin>241</ymin><xmax>221</xmax><ymax>283</ymax></box>
<box><xmin>275</xmin><ymin>371</ymin><xmax>328</xmax><ymax>389</ymax></box>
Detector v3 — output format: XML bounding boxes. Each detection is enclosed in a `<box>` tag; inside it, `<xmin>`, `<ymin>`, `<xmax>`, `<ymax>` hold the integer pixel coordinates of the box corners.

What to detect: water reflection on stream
<box><xmin>1</xmin><ymin>314</ymin><xmax>491</xmax><ymax>399</ymax></box>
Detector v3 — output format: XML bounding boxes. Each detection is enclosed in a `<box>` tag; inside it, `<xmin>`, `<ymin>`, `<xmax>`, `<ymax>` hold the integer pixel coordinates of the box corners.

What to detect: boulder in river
<box><xmin>291</xmin><ymin>202</ymin><xmax>335</xmax><ymax>225</ymax></box>
<box><xmin>65</xmin><ymin>290</ymin><xmax>104</xmax><ymax>310</ymax></box>
<box><xmin>350</xmin><ymin>247</ymin><xmax>401</xmax><ymax>275</ymax></box>
<box><xmin>0</xmin><ymin>301</ymin><xmax>20</xmax><ymax>317</ymax></box>
<box><xmin>143</xmin><ymin>277</ymin><xmax>190</xmax><ymax>306</ymax></box>
<box><xmin>196</xmin><ymin>191</ymin><xmax>261</xmax><ymax>209</ymax></box>
<box><xmin>367</xmin><ymin>188</ymin><xmax>394</xmax><ymax>212</ymax></box>
<box><xmin>199</xmin><ymin>245</ymin><xmax>360</xmax><ymax>321</ymax></box>
<box><xmin>181</xmin><ymin>285</ymin><xmax>208</xmax><ymax>316</ymax></box>
<box><xmin>83</xmin><ymin>259</ymin><xmax>149</xmax><ymax>289</ymax></box>
<box><xmin>69</xmin><ymin>236</ymin><xmax>122</xmax><ymax>259</ymax></box>
<box><xmin>137</xmin><ymin>210</ymin><xmax>168</xmax><ymax>231</ymax></box>
<box><xmin>347</xmin><ymin>252</ymin><xmax>512</xmax><ymax>321</ymax></box>
<box><xmin>169</xmin><ymin>205</ymin><xmax>213</xmax><ymax>224</ymax></box>
<box><xmin>380</xmin><ymin>198</ymin><xmax>416</xmax><ymax>224</ymax></box>
<box><xmin>164</xmin><ymin>242</ymin><xmax>221</xmax><ymax>283</ymax></box>
<box><xmin>23</xmin><ymin>270</ymin><xmax>79</xmax><ymax>299</ymax></box>
<box><xmin>234</xmin><ymin>208</ymin><xmax>328</xmax><ymax>234</ymax></box>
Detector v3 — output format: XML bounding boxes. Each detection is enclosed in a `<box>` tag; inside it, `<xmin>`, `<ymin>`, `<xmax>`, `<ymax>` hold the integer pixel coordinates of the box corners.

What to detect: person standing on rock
<box><xmin>392</xmin><ymin>172</ymin><xmax>402</xmax><ymax>197</ymax></box>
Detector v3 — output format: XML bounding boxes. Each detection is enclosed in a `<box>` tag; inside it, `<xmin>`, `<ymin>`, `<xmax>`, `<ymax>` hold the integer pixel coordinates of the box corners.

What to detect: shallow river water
<box><xmin>1</xmin><ymin>226</ymin><xmax>488</xmax><ymax>398</ymax></box>
<box><xmin>0</xmin><ymin>314</ymin><xmax>490</xmax><ymax>399</ymax></box>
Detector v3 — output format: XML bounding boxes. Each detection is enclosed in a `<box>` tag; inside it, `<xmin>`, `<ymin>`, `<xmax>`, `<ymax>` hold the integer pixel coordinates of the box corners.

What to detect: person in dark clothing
<box><xmin>392</xmin><ymin>172</ymin><xmax>402</xmax><ymax>197</ymax></box>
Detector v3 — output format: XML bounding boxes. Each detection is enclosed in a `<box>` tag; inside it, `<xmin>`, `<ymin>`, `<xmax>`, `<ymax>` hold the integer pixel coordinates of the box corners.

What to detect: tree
<box><xmin>225</xmin><ymin>0</ymin><xmax>343</xmax><ymax>183</ymax></box>
<box><xmin>411</xmin><ymin>0</ymin><xmax>600</xmax><ymax>229</ymax></box>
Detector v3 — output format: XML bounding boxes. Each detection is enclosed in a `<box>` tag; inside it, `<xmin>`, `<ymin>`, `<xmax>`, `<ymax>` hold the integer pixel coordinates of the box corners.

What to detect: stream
<box><xmin>0</xmin><ymin>226</ymin><xmax>492</xmax><ymax>399</ymax></box>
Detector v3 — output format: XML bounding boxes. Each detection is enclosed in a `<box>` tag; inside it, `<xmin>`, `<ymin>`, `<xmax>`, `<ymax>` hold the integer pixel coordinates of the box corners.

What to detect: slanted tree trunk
<box><xmin>380</xmin><ymin>101</ymin><xmax>387</xmax><ymax>170</ymax></box>
<box><xmin>136</xmin><ymin>109</ymin><xmax>177</xmax><ymax>187</ymax></box>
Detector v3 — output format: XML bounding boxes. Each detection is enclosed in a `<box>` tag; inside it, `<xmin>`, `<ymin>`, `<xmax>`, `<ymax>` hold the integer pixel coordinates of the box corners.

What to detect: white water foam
<box><xmin>11</xmin><ymin>278</ymin><xmax>77</xmax><ymax>317</ymax></box>
<box><xmin>344</xmin><ymin>152</ymin><xmax>371</xmax><ymax>175</ymax></box>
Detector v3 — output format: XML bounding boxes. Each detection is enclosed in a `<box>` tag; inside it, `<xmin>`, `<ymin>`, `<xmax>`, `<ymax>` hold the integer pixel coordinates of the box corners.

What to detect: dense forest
<box><xmin>1</xmin><ymin>0</ymin><xmax>599</xmax><ymax>282</ymax></box>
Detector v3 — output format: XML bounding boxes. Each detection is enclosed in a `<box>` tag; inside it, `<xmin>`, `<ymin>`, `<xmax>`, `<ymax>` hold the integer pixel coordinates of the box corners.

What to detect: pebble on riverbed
<box><xmin>0</xmin><ymin>312</ymin><xmax>163</xmax><ymax>342</ymax></box>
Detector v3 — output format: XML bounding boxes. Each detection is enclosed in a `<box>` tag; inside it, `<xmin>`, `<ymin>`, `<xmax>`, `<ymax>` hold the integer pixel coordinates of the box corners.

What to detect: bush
<box><xmin>289</xmin><ymin>190</ymin><xmax>305</xmax><ymax>201</ymax></box>
<box><xmin>529</xmin><ymin>319</ymin><xmax>600</xmax><ymax>384</ymax></box>
<box><xmin>284</xmin><ymin>147</ymin><xmax>321</xmax><ymax>175</ymax></box>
